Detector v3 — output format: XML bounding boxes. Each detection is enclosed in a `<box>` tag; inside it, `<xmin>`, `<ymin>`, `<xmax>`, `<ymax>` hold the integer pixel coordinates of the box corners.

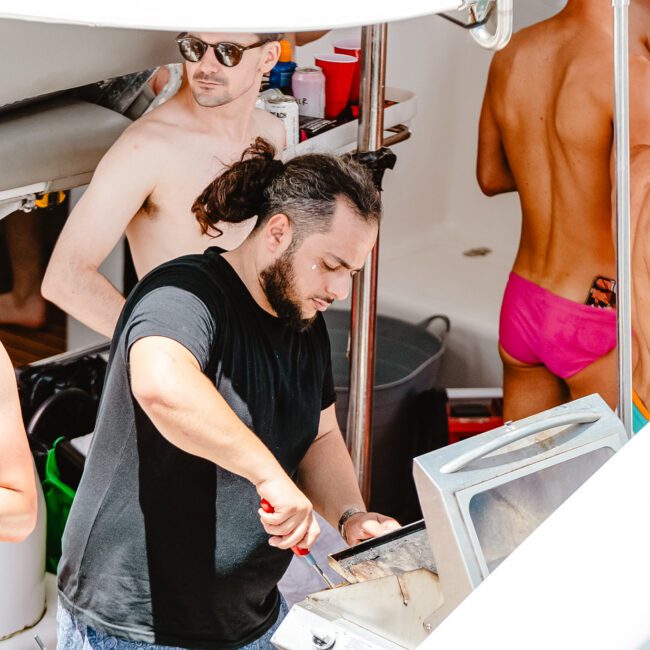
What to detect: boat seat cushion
<box><xmin>0</xmin><ymin>98</ymin><xmax>131</xmax><ymax>193</ymax></box>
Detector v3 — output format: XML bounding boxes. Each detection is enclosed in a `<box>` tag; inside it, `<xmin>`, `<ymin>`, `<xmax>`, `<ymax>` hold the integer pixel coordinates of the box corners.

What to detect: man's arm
<box><xmin>130</xmin><ymin>335</ymin><xmax>319</xmax><ymax>550</ymax></box>
<box><xmin>295</xmin><ymin>404</ymin><xmax>400</xmax><ymax>546</ymax></box>
<box><xmin>476</xmin><ymin>64</ymin><xmax>517</xmax><ymax>197</ymax></box>
<box><xmin>0</xmin><ymin>345</ymin><xmax>37</xmax><ymax>542</ymax></box>
<box><xmin>42</xmin><ymin>125</ymin><xmax>162</xmax><ymax>338</ymax></box>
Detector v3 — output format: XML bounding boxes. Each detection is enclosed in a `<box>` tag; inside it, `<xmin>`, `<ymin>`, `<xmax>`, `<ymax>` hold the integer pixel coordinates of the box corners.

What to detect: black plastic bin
<box><xmin>323</xmin><ymin>309</ymin><xmax>449</xmax><ymax>523</ymax></box>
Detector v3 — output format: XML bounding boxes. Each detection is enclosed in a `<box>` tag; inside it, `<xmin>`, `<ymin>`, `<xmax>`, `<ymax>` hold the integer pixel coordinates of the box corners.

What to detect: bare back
<box><xmin>124</xmin><ymin>95</ymin><xmax>285</xmax><ymax>277</ymax></box>
<box><xmin>483</xmin><ymin>11</ymin><xmax>616</xmax><ymax>301</ymax></box>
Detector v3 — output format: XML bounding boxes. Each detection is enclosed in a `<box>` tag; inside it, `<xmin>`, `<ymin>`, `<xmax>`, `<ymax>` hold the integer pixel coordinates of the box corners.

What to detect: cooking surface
<box><xmin>329</xmin><ymin>520</ymin><xmax>436</xmax><ymax>583</ymax></box>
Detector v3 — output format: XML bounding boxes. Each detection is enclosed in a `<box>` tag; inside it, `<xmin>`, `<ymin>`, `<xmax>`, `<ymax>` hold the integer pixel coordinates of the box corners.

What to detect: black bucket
<box><xmin>323</xmin><ymin>310</ymin><xmax>449</xmax><ymax>523</ymax></box>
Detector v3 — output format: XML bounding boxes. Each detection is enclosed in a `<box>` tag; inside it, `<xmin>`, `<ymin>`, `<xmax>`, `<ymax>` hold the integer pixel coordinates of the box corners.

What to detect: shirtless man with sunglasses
<box><xmin>42</xmin><ymin>33</ymin><xmax>286</xmax><ymax>338</ymax></box>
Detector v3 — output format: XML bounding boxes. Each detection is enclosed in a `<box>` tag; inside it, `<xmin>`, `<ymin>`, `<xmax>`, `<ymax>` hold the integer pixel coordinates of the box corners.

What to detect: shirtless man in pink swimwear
<box><xmin>477</xmin><ymin>0</ymin><xmax>617</xmax><ymax>420</ymax></box>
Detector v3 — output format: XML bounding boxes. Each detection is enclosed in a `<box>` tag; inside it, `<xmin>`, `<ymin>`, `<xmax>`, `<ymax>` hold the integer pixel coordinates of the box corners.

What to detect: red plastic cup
<box><xmin>333</xmin><ymin>39</ymin><xmax>362</xmax><ymax>103</ymax></box>
<box><xmin>314</xmin><ymin>53</ymin><xmax>357</xmax><ymax>119</ymax></box>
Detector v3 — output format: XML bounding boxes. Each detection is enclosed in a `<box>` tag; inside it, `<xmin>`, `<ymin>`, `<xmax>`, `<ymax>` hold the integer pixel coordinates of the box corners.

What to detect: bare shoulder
<box><xmin>89</xmin><ymin>126</ymin><xmax>161</xmax><ymax>181</ymax></box>
<box><xmin>486</xmin><ymin>23</ymin><xmax>539</xmax><ymax>86</ymax></box>
<box><xmin>493</xmin><ymin>17</ymin><xmax>612</xmax><ymax>90</ymax></box>
<box><xmin>114</xmin><ymin>111</ymin><xmax>174</xmax><ymax>156</ymax></box>
<box><xmin>490</xmin><ymin>11</ymin><xmax>589</xmax><ymax>71</ymax></box>
<box><xmin>79</xmin><ymin>103</ymin><xmax>185</xmax><ymax>198</ymax></box>
<box><xmin>252</xmin><ymin>108</ymin><xmax>286</xmax><ymax>152</ymax></box>
<box><xmin>490</xmin><ymin>18</ymin><xmax>548</xmax><ymax>66</ymax></box>
<box><xmin>106</xmin><ymin>98</ymin><xmax>191</xmax><ymax>165</ymax></box>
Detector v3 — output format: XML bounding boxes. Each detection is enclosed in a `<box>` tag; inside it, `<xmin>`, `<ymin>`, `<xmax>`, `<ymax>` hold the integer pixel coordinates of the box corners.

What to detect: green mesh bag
<box><xmin>42</xmin><ymin>437</ymin><xmax>76</xmax><ymax>573</ymax></box>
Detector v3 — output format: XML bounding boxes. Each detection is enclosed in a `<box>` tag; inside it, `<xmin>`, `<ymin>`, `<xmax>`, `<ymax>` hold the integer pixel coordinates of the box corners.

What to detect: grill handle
<box><xmin>440</xmin><ymin>411</ymin><xmax>602</xmax><ymax>474</ymax></box>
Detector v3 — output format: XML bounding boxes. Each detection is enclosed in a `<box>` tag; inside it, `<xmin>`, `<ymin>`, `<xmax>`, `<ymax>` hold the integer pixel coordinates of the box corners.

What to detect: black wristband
<box><xmin>338</xmin><ymin>507</ymin><xmax>366</xmax><ymax>543</ymax></box>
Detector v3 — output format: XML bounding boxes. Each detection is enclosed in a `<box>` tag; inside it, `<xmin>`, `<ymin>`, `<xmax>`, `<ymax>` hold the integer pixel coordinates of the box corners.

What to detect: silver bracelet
<box><xmin>338</xmin><ymin>507</ymin><xmax>366</xmax><ymax>544</ymax></box>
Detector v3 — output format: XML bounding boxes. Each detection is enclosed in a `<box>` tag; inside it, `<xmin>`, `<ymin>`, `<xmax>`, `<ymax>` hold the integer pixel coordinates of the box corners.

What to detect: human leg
<box><xmin>500</xmin><ymin>344</ymin><xmax>569</xmax><ymax>421</ymax></box>
<box><xmin>0</xmin><ymin>210</ymin><xmax>46</xmax><ymax>328</ymax></box>
<box><xmin>564</xmin><ymin>347</ymin><xmax>617</xmax><ymax>410</ymax></box>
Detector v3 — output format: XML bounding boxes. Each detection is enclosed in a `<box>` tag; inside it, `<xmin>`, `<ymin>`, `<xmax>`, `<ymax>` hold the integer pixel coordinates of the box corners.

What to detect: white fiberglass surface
<box><xmin>0</xmin><ymin>0</ymin><xmax>463</xmax><ymax>32</ymax></box>
<box><xmin>420</xmin><ymin>430</ymin><xmax>650</xmax><ymax>649</ymax></box>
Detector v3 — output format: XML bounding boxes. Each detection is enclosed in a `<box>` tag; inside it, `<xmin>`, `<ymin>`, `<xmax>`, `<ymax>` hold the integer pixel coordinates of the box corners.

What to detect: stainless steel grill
<box><xmin>272</xmin><ymin>394</ymin><xmax>627</xmax><ymax>649</ymax></box>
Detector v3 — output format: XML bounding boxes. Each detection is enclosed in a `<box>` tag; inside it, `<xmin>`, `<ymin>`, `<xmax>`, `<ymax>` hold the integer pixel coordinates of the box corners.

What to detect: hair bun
<box><xmin>192</xmin><ymin>137</ymin><xmax>281</xmax><ymax>237</ymax></box>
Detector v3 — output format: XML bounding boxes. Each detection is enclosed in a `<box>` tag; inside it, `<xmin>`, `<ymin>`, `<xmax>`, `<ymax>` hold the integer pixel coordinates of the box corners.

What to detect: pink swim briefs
<box><xmin>499</xmin><ymin>272</ymin><xmax>617</xmax><ymax>379</ymax></box>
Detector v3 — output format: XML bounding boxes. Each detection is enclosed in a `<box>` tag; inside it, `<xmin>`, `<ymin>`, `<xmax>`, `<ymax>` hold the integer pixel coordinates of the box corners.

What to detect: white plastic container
<box><xmin>0</xmin><ymin>471</ymin><xmax>46</xmax><ymax>640</ymax></box>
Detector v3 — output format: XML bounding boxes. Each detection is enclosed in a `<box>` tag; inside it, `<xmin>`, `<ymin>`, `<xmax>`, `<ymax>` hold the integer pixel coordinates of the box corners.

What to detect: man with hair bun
<box><xmin>57</xmin><ymin>140</ymin><xmax>400</xmax><ymax>650</ymax></box>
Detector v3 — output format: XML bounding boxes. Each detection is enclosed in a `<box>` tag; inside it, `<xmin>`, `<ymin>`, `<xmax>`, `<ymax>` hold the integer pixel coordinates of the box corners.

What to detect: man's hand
<box><xmin>343</xmin><ymin>512</ymin><xmax>401</xmax><ymax>546</ymax></box>
<box><xmin>257</xmin><ymin>478</ymin><xmax>320</xmax><ymax>551</ymax></box>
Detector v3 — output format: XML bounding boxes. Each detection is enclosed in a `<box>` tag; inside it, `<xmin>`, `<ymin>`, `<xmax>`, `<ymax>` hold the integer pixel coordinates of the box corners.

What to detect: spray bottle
<box><xmin>269</xmin><ymin>40</ymin><xmax>297</xmax><ymax>96</ymax></box>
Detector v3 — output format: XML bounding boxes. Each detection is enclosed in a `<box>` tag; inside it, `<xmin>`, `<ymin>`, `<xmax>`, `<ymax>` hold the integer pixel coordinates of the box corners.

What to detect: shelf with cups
<box><xmin>288</xmin><ymin>87</ymin><xmax>417</xmax><ymax>157</ymax></box>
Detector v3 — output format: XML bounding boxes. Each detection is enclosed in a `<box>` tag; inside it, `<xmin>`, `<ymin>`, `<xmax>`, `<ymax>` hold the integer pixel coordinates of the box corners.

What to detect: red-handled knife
<box><xmin>260</xmin><ymin>498</ymin><xmax>335</xmax><ymax>589</ymax></box>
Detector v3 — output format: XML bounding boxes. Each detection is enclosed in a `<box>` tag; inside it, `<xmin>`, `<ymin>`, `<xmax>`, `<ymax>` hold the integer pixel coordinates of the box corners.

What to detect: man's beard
<box><xmin>260</xmin><ymin>250</ymin><xmax>317</xmax><ymax>333</ymax></box>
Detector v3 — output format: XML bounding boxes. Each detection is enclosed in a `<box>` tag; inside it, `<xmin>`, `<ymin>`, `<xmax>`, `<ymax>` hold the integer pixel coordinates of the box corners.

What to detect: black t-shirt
<box><xmin>58</xmin><ymin>247</ymin><xmax>336</xmax><ymax>649</ymax></box>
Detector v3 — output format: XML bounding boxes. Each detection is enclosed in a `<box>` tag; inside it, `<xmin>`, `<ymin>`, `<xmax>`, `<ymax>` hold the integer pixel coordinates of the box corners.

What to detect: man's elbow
<box><xmin>131</xmin><ymin>358</ymin><xmax>181</xmax><ymax>417</ymax></box>
<box><xmin>477</xmin><ymin>165</ymin><xmax>500</xmax><ymax>197</ymax></box>
<box><xmin>478</xmin><ymin>179</ymin><xmax>498</xmax><ymax>197</ymax></box>
<box><xmin>41</xmin><ymin>259</ymin><xmax>68</xmax><ymax>306</ymax></box>
<box><xmin>131</xmin><ymin>372</ymin><xmax>170</xmax><ymax>412</ymax></box>
<box><xmin>131</xmin><ymin>368</ymin><xmax>196</xmax><ymax>450</ymax></box>
<box><xmin>477</xmin><ymin>167</ymin><xmax>513</xmax><ymax>197</ymax></box>
<box><xmin>42</xmin><ymin>256</ymin><xmax>92</xmax><ymax>307</ymax></box>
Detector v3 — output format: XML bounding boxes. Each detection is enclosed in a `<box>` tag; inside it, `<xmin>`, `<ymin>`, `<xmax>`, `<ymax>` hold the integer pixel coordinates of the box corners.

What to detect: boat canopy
<box><xmin>0</xmin><ymin>1</ymin><xmax>463</xmax><ymax>32</ymax></box>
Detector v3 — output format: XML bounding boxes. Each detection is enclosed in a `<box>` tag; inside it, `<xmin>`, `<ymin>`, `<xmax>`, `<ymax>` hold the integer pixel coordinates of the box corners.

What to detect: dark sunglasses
<box><xmin>176</xmin><ymin>34</ymin><xmax>270</xmax><ymax>67</ymax></box>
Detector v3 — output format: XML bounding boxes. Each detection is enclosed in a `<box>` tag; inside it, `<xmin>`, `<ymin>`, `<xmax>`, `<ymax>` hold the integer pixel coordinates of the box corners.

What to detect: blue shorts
<box><xmin>56</xmin><ymin>597</ymin><xmax>289</xmax><ymax>650</ymax></box>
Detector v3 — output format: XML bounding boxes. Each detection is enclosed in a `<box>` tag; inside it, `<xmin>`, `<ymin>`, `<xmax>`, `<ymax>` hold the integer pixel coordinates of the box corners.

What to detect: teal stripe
<box><xmin>633</xmin><ymin>401</ymin><xmax>649</xmax><ymax>435</ymax></box>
